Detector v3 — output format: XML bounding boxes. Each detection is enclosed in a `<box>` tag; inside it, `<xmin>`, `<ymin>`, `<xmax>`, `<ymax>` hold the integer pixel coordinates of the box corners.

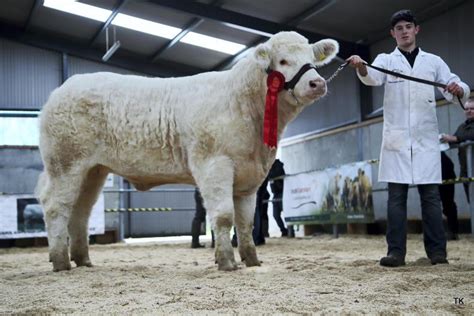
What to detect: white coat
<box><xmin>358</xmin><ymin>47</ymin><xmax>470</xmax><ymax>184</ymax></box>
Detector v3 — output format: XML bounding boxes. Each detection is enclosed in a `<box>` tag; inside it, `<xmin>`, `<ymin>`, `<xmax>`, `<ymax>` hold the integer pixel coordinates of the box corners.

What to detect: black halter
<box><xmin>266</xmin><ymin>63</ymin><xmax>317</xmax><ymax>90</ymax></box>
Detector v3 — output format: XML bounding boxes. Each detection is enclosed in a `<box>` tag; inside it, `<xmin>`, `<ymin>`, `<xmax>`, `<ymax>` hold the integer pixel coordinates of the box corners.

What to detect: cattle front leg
<box><xmin>192</xmin><ymin>156</ymin><xmax>237</xmax><ymax>271</ymax></box>
<box><xmin>234</xmin><ymin>194</ymin><xmax>260</xmax><ymax>267</ymax></box>
<box><xmin>69</xmin><ymin>167</ymin><xmax>108</xmax><ymax>268</ymax></box>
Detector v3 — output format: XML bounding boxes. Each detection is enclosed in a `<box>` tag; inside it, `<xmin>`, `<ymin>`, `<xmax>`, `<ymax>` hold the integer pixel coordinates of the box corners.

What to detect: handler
<box><xmin>346</xmin><ymin>9</ymin><xmax>470</xmax><ymax>267</ymax></box>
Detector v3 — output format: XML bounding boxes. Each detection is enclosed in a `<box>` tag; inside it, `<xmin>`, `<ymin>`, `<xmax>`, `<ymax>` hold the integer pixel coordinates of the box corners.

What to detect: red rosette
<box><xmin>263</xmin><ymin>71</ymin><xmax>285</xmax><ymax>148</ymax></box>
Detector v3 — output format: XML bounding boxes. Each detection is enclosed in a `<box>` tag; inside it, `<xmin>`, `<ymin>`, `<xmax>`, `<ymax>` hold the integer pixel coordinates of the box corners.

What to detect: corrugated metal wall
<box><xmin>125</xmin><ymin>185</ymin><xmax>196</xmax><ymax>237</ymax></box>
<box><xmin>68</xmin><ymin>56</ymin><xmax>142</xmax><ymax>77</ymax></box>
<box><xmin>0</xmin><ymin>39</ymin><xmax>61</xmax><ymax>110</ymax></box>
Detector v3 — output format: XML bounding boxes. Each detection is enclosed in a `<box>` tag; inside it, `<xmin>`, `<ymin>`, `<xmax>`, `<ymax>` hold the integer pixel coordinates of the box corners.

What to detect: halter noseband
<box><xmin>266</xmin><ymin>63</ymin><xmax>318</xmax><ymax>91</ymax></box>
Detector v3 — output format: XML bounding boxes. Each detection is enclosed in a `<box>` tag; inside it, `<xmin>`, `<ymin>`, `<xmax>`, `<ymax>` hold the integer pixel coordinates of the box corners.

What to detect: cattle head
<box><xmin>254</xmin><ymin>31</ymin><xmax>339</xmax><ymax>106</ymax></box>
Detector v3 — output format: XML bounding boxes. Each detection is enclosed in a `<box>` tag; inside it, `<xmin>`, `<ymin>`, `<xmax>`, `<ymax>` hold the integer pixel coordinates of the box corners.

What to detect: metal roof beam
<box><xmin>89</xmin><ymin>0</ymin><xmax>128</xmax><ymax>46</ymax></box>
<box><xmin>23</xmin><ymin>0</ymin><xmax>42</xmax><ymax>32</ymax></box>
<box><xmin>150</xmin><ymin>18</ymin><xmax>203</xmax><ymax>63</ymax></box>
<box><xmin>149</xmin><ymin>0</ymin><xmax>224</xmax><ymax>63</ymax></box>
<box><xmin>286</xmin><ymin>0</ymin><xmax>338</xmax><ymax>26</ymax></box>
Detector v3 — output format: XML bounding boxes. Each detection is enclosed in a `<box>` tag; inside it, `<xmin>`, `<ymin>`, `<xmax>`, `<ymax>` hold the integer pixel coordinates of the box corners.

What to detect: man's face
<box><xmin>390</xmin><ymin>21</ymin><xmax>419</xmax><ymax>49</ymax></box>
<box><xmin>465</xmin><ymin>101</ymin><xmax>474</xmax><ymax>120</ymax></box>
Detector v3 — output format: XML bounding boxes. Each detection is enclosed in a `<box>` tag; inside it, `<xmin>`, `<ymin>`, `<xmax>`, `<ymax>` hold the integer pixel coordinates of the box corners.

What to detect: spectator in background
<box><xmin>441</xmin><ymin>97</ymin><xmax>474</xmax><ymax>240</ymax></box>
<box><xmin>441</xmin><ymin>97</ymin><xmax>474</xmax><ymax>178</ymax></box>
<box><xmin>268</xmin><ymin>159</ymin><xmax>288</xmax><ymax>236</ymax></box>
<box><xmin>347</xmin><ymin>9</ymin><xmax>470</xmax><ymax>267</ymax></box>
<box><xmin>438</xmin><ymin>152</ymin><xmax>459</xmax><ymax>240</ymax></box>
<box><xmin>253</xmin><ymin>176</ymin><xmax>269</xmax><ymax>246</ymax></box>
<box><xmin>191</xmin><ymin>187</ymin><xmax>206</xmax><ymax>248</ymax></box>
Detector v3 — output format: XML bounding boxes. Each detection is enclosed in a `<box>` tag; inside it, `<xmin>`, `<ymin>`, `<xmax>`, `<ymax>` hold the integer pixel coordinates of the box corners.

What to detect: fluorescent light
<box><xmin>222</xmin><ymin>23</ymin><xmax>273</xmax><ymax>38</ymax></box>
<box><xmin>112</xmin><ymin>14</ymin><xmax>181</xmax><ymax>39</ymax></box>
<box><xmin>102</xmin><ymin>41</ymin><xmax>121</xmax><ymax>61</ymax></box>
<box><xmin>43</xmin><ymin>1</ymin><xmax>246</xmax><ymax>55</ymax></box>
<box><xmin>43</xmin><ymin>0</ymin><xmax>111</xmax><ymax>22</ymax></box>
<box><xmin>181</xmin><ymin>32</ymin><xmax>246</xmax><ymax>55</ymax></box>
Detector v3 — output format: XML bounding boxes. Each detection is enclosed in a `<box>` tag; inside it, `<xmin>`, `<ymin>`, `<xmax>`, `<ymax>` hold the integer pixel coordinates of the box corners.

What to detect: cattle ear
<box><xmin>253</xmin><ymin>43</ymin><xmax>271</xmax><ymax>69</ymax></box>
<box><xmin>312</xmin><ymin>39</ymin><xmax>339</xmax><ymax>66</ymax></box>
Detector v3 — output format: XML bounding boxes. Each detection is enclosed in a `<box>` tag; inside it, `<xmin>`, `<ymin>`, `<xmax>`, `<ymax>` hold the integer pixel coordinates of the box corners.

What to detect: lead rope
<box><xmin>325</xmin><ymin>61</ymin><xmax>465</xmax><ymax>110</ymax></box>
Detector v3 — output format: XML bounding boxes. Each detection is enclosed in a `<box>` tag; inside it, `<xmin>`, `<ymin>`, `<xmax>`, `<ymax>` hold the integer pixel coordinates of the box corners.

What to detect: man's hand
<box><xmin>445</xmin><ymin>82</ymin><xmax>464</xmax><ymax>97</ymax></box>
<box><xmin>346</xmin><ymin>55</ymin><xmax>368</xmax><ymax>76</ymax></box>
<box><xmin>441</xmin><ymin>134</ymin><xmax>458</xmax><ymax>143</ymax></box>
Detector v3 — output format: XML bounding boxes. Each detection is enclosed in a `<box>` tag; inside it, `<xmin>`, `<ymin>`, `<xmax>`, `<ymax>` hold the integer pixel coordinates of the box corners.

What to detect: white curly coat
<box><xmin>36</xmin><ymin>31</ymin><xmax>339</xmax><ymax>271</ymax></box>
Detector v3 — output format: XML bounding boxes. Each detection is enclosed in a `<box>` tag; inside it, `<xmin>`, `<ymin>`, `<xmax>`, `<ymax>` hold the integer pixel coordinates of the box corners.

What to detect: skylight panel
<box><xmin>112</xmin><ymin>14</ymin><xmax>181</xmax><ymax>39</ymax></box>
<box><xmin>181</xmin><ymin>32</ymin><xmax>246</xmax><ymax>55</ymax></box>
<box><xmin>43</xmin><ymin>0</ymin><xmax>111</xmax><ymax>22</ymax></box>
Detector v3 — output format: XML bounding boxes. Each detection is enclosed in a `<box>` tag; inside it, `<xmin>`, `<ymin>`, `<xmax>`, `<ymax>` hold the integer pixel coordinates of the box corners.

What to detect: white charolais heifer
<box><xmin>36</xmin><ymin>31</ymin><xmax>338</xmax><ymax>272</ymax></box>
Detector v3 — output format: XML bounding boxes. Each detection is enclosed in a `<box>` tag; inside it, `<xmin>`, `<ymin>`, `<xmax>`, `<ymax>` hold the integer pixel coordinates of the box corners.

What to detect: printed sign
<box><xmin>283</xmin><ymin>161</ymin><xmax>374</xmax><ymax>224</ymax></box>
<box><xmin>0</xmin><ymin>194</ymin><xmax>105</xmax><ymax>239</ymax></box>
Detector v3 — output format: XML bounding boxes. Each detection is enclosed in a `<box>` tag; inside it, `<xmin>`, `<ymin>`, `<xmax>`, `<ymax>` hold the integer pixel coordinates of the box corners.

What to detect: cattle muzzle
<box><xmin>266</xmin><ymin>63</ymin><xmax>322</xmax><ymax>105</ymax></box>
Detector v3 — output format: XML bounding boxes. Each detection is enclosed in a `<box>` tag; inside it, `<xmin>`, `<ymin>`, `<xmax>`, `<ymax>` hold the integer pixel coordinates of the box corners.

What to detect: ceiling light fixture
<box><xmin>181</xmin><ymin>32</ymin><xmax>246</xmax><ymax>55</ymax></box>
<box><xmin>43</xmin><ymin>0</ymin><xmax>246</xmax><ymax>55</ymax></box>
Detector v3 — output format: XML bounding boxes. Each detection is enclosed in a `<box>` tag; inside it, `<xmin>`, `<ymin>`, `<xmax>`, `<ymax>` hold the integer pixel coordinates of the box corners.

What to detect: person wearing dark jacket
<box><xmin>438</xmin><ymin>152</ymin><xmax>459</xmax><ymax>240</ymax></box>
<box><xmin>253</xmin><ymin>177</ymin><xmax>269</xmax><ymax>246</ymax></box>
<box><xmin>268</xmin><ymin>159</ymin><xmax>288</xmax><ymax>236</ymax></box>
<box><xmin>441</xmin><ymin>97</ymin><xmax>474</xmax><ymax>240</ymax></box>
<box><xmin>191</xmin><ymin>188</ymin><xmax>207</xmax><ymax>248</ymax></box>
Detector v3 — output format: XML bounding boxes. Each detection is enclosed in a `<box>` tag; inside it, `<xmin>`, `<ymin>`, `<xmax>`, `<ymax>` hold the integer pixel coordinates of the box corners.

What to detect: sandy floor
<box><xmin>1</xmin><ymin>234</ymin><xmax>473</xmax><ymax>315</ymax></box>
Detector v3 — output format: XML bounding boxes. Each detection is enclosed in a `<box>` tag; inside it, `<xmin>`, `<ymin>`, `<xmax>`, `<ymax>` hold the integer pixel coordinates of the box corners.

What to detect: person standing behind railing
<box><xmin>438</xmin><ymin>151</ymin><xmax>459</xmax><ymax>240</ymax></box>
<box><xmin>268</xmin><ymin>159</ymin><xmax>288</xmax><ymax>237</ymax></box>
<box><xmin>441</xmin><ymin>97</ymin><xmax>474</xmax><ymax>179</ymax></box>
<box><xmin>441</xmin><ymin>97</ymin><xmax>474</xmax><ymax>240</ymax></box>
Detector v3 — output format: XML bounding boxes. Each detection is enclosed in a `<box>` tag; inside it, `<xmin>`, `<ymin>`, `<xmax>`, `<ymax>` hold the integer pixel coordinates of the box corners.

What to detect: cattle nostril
<box><xmin>309</xmin><ymin>79</ymin><xmax>323</xmax><ymax>89</ymax></box>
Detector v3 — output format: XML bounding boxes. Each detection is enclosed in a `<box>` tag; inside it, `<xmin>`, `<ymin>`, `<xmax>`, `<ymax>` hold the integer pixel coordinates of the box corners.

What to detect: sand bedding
<box><xmin>1</xmin><ymin>234</ymin><xmax>473</xmax><ymax>315</ymax></box>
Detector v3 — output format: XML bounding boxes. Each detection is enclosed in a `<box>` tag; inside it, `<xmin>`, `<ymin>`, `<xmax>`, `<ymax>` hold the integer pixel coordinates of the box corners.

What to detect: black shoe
<box><xmin>380</xmin><ymin>254</ymin><xmax>405</xmax><ymax>267</ymax></box>
<box><xmin>191</xmin><ymin>242</ymin><xmax>205</xmax><ymax>249</ymax></box>
<box><xmin>281</xmin><ymin>229</ymin><xmax>288</xmax><ymax>237</ymax></box>
<box><xmin>231</xmin><ymin>237</ymin><xmax>238</xmax><ymax>248</ymax></box>
<box><xmin>446</xmin><ymin>231</ymin><xmax>459</xmax><ymax>241</ymax></box>
<box><xmin>430</xmin><ymin>254</ymin><xmax>449</xmax><ymax>265</ymax></box>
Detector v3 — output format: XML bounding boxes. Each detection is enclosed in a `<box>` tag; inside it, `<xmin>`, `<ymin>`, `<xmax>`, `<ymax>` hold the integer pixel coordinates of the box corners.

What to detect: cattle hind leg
<box><xmin>192</xmin><ymin>156</ymin><xmax>238</xmax><ymax>271</ymax></box>
<box><xmin>37</xmin><ymin>171</ymin><xmax>79</xmax><ymax>271</ymax></box>
<box><xmin>36</xmin><ymin>165</ymin><xmax>106</xmax><ymax>271</ymax></box>
<box><xmin>68</xmin><ymin>166</ymin><xmax>108</xmax><ymax>268</ymax></box>
<box><xmin>234</xmin><ymin>194</ymin><xmax>260</xmax><ymax>267</ymax></box>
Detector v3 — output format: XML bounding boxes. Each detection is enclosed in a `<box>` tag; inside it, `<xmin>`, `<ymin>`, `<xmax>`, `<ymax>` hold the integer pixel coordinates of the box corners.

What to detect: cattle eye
<box><xmin>279</xmin><ymin>59</ymin><xmax>288</xmax><ymax>66</ymax></box>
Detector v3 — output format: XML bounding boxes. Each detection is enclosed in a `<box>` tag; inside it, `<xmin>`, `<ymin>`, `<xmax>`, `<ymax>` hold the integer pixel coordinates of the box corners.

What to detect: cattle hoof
<box><xmin>73</xmin><ymin>257</ymin><xmax>93</xmax><ymax>267</ymax></box>
<box><xmin>217</xmin><ymin>259</ymin><xmax>238</xmax><ymax>271</ymax></box>
<box><xmin>243</xmin><ymin>257</ymin><xmax>261</xmax><ymax>267</ymax></box>
<box><xmin>52</xmin><ymin>261</ymin><xmax>72</xmax><ymax>272</ymax></box>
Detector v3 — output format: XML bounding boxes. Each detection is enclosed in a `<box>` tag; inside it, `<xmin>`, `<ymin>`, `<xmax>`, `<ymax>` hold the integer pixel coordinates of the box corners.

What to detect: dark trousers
<box><xmin>386</xmin><ymin>183</ymin><xmax>447</xmax><ymax>259</ymax></box>
<box><xmin>191</xmin><ymin>202</ymin><xmax>206</xmax><ymax>243</ymax></box>
<box><xmin>439</xmin><ymin>183</ymin><xmax>459</xmax><ymax>235</ymax></box>
<box><xmin>272</xmin><ymin>194</ymin><xmax>287</xmax><ymax>234</ymax></box>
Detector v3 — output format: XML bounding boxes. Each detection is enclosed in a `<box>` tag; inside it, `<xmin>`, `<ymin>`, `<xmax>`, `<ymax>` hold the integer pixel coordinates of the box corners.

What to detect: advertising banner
<box><xmin>0</xmin><ymin>194</ymin><xmax>104</xmax><ymax>239</ymax></box>
<box><xmin>283</xmin><ymin>161</ymin><xmax>374</xmax><ymax>224</ymax></box>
